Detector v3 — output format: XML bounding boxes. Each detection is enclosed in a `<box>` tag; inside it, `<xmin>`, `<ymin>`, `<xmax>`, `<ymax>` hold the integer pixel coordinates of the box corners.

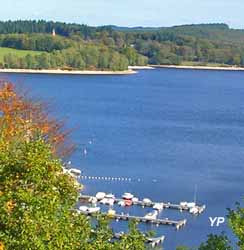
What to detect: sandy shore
<box><xmin>128</xmin><ymin>65</ymin><xmax>155</xmax><ymax>70</ymax></box>
<box><xmin>0</xmin><ymin>68</ymin><xmax>137</xmax><ymax>75</ymax></box>
<box><xmin>152</xmin><ymin>65</ymin><xmax>244</xmax><ymax>71</ymax></box>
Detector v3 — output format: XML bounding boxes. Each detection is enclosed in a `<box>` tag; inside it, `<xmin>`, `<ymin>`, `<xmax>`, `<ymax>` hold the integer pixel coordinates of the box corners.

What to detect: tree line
<box><xmin>2</xmin><ymin>45</ymin><xmax>133</xmax><ymax>71</ymax></box>
<box><xmin>0</xmin><ymin>20</ymin><xmax>244</xmax><ymax>69</ymax></box>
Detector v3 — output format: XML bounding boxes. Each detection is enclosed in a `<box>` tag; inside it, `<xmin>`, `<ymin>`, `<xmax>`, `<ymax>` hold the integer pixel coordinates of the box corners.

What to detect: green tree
<box><xmin>35</xmin><ymin>53</ymin><xmax>50</xmax><ymax>69</ymax></box>
<box><xmin>3</xmin><ymin>53</ymin><xmax>19</xmax><ymax>68</ymax></box>
<box><xmin>0</xmin><ymin>82</ymin><xmax>146</xmax><ymax>250</ymax></box>
<box><xmin>176</xmin><ymin>246</ymin><xmax>190</xmax><ymax>250</ymax></box>
<box><xmin>228</xmin><ymin>202</ymin><xmax>244</xmax><ymax>250</ymax></box>
<box><xmin>25</xmin><ymin>54</ymin><xmax>36</xmax><ymax>69</ymax></box>
<box><xmin>198</xmin><ymin>234</ymin><xmax>232</xmax><ymax>250</ymax></box>
<box><xmin>122</xmin><ymin>47</ymin><xmax>138</xmax><ymax>66</ymax></box>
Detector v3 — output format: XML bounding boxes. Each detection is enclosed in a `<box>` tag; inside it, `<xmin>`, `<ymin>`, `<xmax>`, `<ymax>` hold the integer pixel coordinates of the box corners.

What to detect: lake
<box><xmin>2</xmin><ymin>68</ymin><xmax>244</xmax><ymax>249</ymax></box>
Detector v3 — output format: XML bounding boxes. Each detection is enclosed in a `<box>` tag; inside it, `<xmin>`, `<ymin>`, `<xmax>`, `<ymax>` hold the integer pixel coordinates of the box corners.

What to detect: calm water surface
<box><xmin>2</xmin><ymin>68</ymin><xmax>244</xmax><ymax>249</ymax></box>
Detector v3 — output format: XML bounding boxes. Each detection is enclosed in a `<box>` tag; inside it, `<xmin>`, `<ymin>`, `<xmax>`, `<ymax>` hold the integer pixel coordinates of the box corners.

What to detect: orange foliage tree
<box><xmin>0</xmin><ymin>80</ymin><xmax>74</xmax><ymax>157</ymax></box>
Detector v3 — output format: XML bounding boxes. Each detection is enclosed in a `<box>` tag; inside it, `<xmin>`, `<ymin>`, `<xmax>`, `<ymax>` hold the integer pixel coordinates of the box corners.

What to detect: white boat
<box><xmin>88</xmin><ymin>207</ymin><xmax>100</xmax><ymax>214</ymax></box>
<box><xmin>180</xmin><ymin>201</ymin><xmax>188</xmax><ymax>207</ymax></box>
<box><xmin>187</xmin><ymin>202</ymin><xmax>196</xmax><ymax>208</ymax></box>
<box><xmin>143</xmin><ymin>198</ymin><xmax>152</xmax><ymax>206</ymax></box>
<box><xmin>100</xmin><ymin>198</ymin><xmax>114</xmax><ymax>206</ymax></box>
<box><xmin>95</xmin><ymin>192</ymin><xmax>106</xmax><ymax>200</ymax></box>
<box><xmin>190</xmin><ymin>206</ymin><xmax>199</xmax><ymax>215</ymax></box>
<box><xmin>107</xmin><ymin>199</ymin><xmax>115</xmax><ymax>206</ymax></box>
<box><xmin>105</xmin><ymin>193</ymin><xmax>115</xmax><ymax>199</ymax></box>
<box><xmin>79</xmin><ymin>206</ymin><xmax>88</xmax><ymax>213</ymax></box>
<box><xmin>132</xmin><ymin>197</ymin><xmax>139</xmax><ymax>203</ymax></box>
<box><xmin>89</xmin><ymin>196</ymin><xmax>98</xmax><ymax>204</ymax></box>
<box><xmin>153</xmin><ymin>203</ymin><xmax>164</xmax><ymax>211</ymax></box>
<box><xmin>62</xmin><ymin>167</ymin><xmax>69</xmax><ymax>174</ymax></box>
<box><xmin>122</xmin><ymin>192</ymin><xmax>134</xmax><ymax>200</ymax></box>
<box><xmin>147</xmin><ymin>235</ymin><xmax>165</xmax><ymax>247</ymax></box>
<box><xmin>68</xmin><ymin>168</ymin><xmax>82</xmax><ymax>177</ymax></box>
<box><xmin>118</xmin><ymin>200</ymin><xmax>126</xmax><ymax>207</ymax></box>
<box><xmin>144</xmin><ymin>210</ymin><xmax>158</xmax><ymax>220</ymax></box>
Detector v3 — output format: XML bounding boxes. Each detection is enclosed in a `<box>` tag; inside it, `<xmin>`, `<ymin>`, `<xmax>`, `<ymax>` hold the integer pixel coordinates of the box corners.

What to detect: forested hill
<box><xmin>1</xmin><ymin>20</ymin><xmax>244</xmax><ymax>70</ymax></box>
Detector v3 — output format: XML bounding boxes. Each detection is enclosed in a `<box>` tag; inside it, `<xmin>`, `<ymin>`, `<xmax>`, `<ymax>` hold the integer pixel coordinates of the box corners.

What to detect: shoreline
<box><xmin>0</xmin><ymin>68</ymin><xmax>137</xmax><ymax>75</ymax></box>
<box><xmin>128</xmin><ymin>65</ymin><xmax>155</xmax><ymax>70</ymax></box>
<box><xmin>151</xmin><ymin>64</ymin><xmax>244</xmax><ymax>71</ymax></box>
<box><xmin>1</xmin><ymin>65</ymin><xmax>244</xmax><ymax>75</ymax></box>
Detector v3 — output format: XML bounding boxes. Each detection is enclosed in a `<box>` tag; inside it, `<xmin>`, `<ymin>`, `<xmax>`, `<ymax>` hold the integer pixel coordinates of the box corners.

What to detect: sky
<box><xmin>0</xmin><ymin>0</ymin><xmax>243</xmax><ymax>28</ymax></box>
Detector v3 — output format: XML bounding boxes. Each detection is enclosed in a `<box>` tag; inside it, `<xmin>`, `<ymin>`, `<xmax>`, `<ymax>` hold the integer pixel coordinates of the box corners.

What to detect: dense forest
<box><xmin>0</xmin><ymin>20</ymin><xmax>244</xmax><ymax>70</ymax></box>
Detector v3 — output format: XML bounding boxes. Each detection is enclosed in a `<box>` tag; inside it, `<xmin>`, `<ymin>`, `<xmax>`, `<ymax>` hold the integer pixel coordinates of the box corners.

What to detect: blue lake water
<box><xmin>2</xmin><ymin>68</ymin><xmax>244</xmax><ymax>249</ymax></box>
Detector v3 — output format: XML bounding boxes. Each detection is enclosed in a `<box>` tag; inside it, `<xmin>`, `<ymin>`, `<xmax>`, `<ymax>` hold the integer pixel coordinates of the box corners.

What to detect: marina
<box><xmin>78</xmin><ymin>191</ymin><xmax>206</xmax><ymax>233</ymax></box>
<box><xmin>79</xmin><ymin>193</ymin><xmax>206</xmax><ymax>215</ymax></box>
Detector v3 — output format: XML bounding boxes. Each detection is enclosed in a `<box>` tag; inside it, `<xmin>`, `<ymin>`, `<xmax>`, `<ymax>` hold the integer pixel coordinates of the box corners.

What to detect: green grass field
<box><xmin>0</xmin><ymin>47</ymin><xmax>42</xmax><ymax>63</ymax></box>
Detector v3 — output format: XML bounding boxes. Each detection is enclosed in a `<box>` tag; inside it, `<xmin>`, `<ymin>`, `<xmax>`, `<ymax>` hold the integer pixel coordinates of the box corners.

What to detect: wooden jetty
<box><xmin>110</xmin><ymin>213</ymin><xmax>187</xmax><ymax>230</ymax></box>
<box><xmin>79</xmin><ymin>209</ymin><xmax>187</xmax><ymax>230</ymax></box>
<box><xmin>79</xmin><ymin>194</ymin><xmax>206</xmax><ymax>215</ymax></box>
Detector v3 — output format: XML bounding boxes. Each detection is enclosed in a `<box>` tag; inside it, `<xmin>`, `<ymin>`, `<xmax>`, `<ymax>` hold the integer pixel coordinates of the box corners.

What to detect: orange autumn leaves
<box><xmin>0</xmin><ymin>81</ymin><xmax>74</xmax><ymax>157</ymax></box>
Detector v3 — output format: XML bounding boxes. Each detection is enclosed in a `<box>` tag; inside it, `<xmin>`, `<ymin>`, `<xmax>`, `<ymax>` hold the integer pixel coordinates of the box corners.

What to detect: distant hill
<box><xmin>107</xmin><ymin>25</ymin><xmax>162</xmax><ymax>32</ymax></box>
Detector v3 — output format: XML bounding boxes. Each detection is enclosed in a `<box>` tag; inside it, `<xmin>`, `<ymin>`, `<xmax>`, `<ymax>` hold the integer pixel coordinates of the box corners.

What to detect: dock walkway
<box><xmin>79</xmin><ymin>194</ymin><xmax>206</xmax><ymax>214</ymax></box>
<box><xmin>110</xmin><ymin>213</ymin><xmax>187</xmax><ymax>230</ymax></box>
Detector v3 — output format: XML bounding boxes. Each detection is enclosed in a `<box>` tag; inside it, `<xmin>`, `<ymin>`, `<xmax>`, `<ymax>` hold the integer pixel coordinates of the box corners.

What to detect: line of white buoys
<box><xmin>80</xmin><ymin>175</ymin><xmax>135</xmax><ymax>182</ymax></box>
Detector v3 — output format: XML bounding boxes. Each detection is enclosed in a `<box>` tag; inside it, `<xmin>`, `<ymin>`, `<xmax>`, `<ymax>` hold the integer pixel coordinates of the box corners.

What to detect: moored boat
<box><xmin>153</xmin><ymin>203</ymin><xmax>164</xmax><ymax>211</ymax></box>
<box><xmin>144</xmin><ymin>210</ymin><xmax>158</xmax><ymax>220</ymax></box>
<box><xmin>122</xmin><ymin>192</ymin><xmax>134</xmax><ymax>200</ymax></box>
<box><xmin>105</xmin><ymin>193</ymin><xmax>115</xmax><ymax>199</ymax></box>
<box><xmin>95</xmin><ymin>192</ymin><xmax>106</xmax><ymax>200</ymax></box>
<box><xmin>143</xmin><ymin>198</ymin><xmax>152</xmax><ymax>206</ymax></box>
<box><xmin>124</xmin><ymin>199</ymin><xmax>133</xmax><ymax>206</ymax></box>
